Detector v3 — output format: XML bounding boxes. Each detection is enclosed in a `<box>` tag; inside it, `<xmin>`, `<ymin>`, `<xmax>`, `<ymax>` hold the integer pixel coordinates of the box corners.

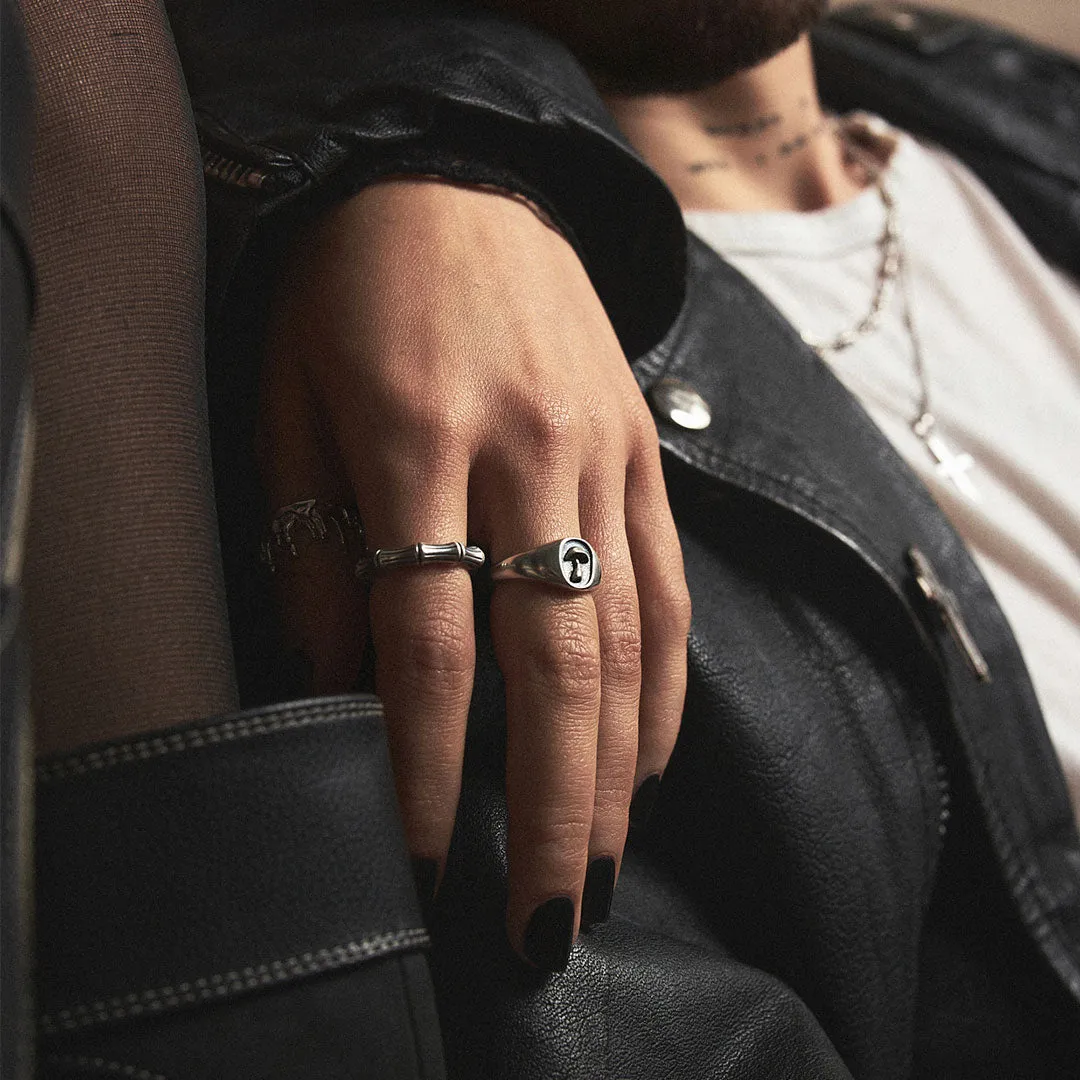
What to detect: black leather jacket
<box><xmin>34</xmin><ymin>5</ymin><xmax>1080</xmax><ymax>1078</ymax></box>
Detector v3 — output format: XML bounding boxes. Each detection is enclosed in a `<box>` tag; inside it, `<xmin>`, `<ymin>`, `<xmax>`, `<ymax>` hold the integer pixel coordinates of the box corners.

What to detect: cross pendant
<box><xmin>924</xmin><ymin>431</ymin><xmax>980</xmax><ymax>501</ymax></box>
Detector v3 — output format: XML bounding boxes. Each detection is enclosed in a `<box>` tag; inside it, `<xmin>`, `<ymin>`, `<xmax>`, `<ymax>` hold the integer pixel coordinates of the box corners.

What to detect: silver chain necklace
<box><xmin>805</xmin><ymin>125</ymin><xmax>980</xmax><ymax>500</ymax></box>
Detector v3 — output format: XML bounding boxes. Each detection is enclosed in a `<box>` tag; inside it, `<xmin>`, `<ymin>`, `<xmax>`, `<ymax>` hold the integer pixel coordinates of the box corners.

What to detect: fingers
<box><xmin>256</xmin><ymin>356</ymin><xmax>366</xmax><ymax>695</ymax></box>
<box><xmin>258</xmin><ymin>180</ymin><xmax>690</xmax><ymax>973</ymax></box>
<box><xmin>482</xmin><ymin>396</ymin><xmax>686</xmax><ymax>969</ymax></box>
<box><xmin>624</xmin><ymin>425</ymin><xmax>690</xmax><ymax>818</ymax></box>
<box><xmin>357</xmin><ymin>451</ymin><xmax>476</xmax><ymax>902</ymax></box>
<box><xmin>485</xmin><ymin>464</ymin><xmax>600</xmax><ymax>971</ymax></box>
<box><xmin>260</xmin><ymin>351</ymin><xmax>686</xmax><ymax>970</ymax></box>
<box><xmin>577</xmin><ymin>465</ymin><xmax>641</xmax><ymax>932</ymax></box>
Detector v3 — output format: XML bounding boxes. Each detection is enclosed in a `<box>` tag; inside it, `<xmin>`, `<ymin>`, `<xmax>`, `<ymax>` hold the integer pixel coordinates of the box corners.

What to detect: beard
<box><xmin>472</xmin><ymin>0</ymin><xmax>829</xmax><ymax>93</ymax></box>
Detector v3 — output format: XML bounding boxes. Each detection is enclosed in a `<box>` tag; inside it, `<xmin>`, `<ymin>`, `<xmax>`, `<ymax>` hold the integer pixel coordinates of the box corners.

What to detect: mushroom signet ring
<box><xmin>491</xmin><ymin>537</ymin><xmax>601</xmax><ymax>592</ymax></box>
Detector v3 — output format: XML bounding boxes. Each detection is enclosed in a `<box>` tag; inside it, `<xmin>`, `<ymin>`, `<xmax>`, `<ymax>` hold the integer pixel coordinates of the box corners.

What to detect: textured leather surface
<box><xmin>813</xmin><ymin>4</ymin><xmax>1080</xmax><ymax>276</ymax></box>
<box><xmin>35</xmin><ymin>696</ymin><xmax>440</xmax><ymax>1078</ymax></box>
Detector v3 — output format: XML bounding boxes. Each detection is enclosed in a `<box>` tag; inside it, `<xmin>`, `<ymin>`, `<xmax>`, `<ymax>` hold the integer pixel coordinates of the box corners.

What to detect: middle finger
<box><xmin>486</xmin><ymin>472</ymin><xmax>601</xmax><ymax>972</ymax></box>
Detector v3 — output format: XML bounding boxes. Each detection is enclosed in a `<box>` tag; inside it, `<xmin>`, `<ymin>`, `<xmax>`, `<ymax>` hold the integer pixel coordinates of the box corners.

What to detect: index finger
<box><xmin>358</xmin><ymin>454</ymin><xmax>476</xmax><ymax>905</ymax></box>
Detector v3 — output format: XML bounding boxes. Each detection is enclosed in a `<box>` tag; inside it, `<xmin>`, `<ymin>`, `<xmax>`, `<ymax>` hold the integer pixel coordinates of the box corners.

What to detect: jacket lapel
<box><xmin>637</xmin><ymin>236</ymin><xmax>948</xmax><ymax>604</ymax></box>
<box><xmin>633</xmin><ymin>234</ymin><xmax>1080</xmax><ymax>996</ymax></box>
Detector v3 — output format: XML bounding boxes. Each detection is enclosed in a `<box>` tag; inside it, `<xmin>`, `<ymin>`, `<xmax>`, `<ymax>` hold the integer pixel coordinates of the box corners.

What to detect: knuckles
<box><xmin>509</xmin><ymin>808</ymin><xmax>594</xmax><ymax>866</ymax></box>
<box><xmin>380</xmin><ymin>609</ymin><xmax>476</xmax><ymax>697</ymax></box>
<box><xmin>512</xmin><ymin>388</ymin><xmax>581</xmax><ymax>464</ymax></box>
<box><xmin>329</xmin><ymin>357</ymin><xmax>651</xmax><ymax>470</ymax></box>
<box><xmin>640</xmin><ymin>548</ymin><xmax>693</xmax><ymax>644</ymax></box>
<box><xmin>377</xmin><ymin>389</ymin><xmax>475</xmax><ymax>457</ymax></box>
<box><xmin>600</xmin><ymin>616</ymin><xmax>643</xmax><ymax>685</ymax></box>
<box><xmin>498</xmin><ymin>610</ymin><xmax>602</xmax><ymax>711</ymax></box>
<box><xmin>527</xmin><ymin>642</ymin><xmax>602</xmax><ymax>711</ymax></box>
<box><xmin>591</xmin><ymin>777</ymin><xmax>635</xmax><ymax>823</ymax></box>
<box><xmin>630</xmin><ymin>409</ymin><xmax>663</xmax><ymax>459</ymax></box>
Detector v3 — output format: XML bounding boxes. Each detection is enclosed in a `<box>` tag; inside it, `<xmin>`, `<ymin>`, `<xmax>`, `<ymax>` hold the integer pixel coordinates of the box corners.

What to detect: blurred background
<box><xmin>834</xmin><ymin>0</ymin><xmax>1080</xmax><ymax>57</ymax></box>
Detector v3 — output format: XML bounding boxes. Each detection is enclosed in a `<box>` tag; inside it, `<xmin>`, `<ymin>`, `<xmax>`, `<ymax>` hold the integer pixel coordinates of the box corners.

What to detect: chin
<box><xmin>472</xmin><ymin>0</ymin><xmax>829</xmax><ymax>93</ymax></box>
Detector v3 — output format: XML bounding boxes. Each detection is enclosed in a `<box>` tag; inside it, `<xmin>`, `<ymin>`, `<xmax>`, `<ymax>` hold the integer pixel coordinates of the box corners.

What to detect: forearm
<box><xmin>167</xmin><ymin>0</ymin><xmax>687</xmax><ymax>359</ymax></box>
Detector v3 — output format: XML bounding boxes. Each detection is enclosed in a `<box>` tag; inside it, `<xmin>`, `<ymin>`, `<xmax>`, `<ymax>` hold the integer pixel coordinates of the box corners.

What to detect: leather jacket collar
<box><xmin>635</xmin><ymin>234</ymin><xmax>1080</xmax><ymax>998</ymax></box>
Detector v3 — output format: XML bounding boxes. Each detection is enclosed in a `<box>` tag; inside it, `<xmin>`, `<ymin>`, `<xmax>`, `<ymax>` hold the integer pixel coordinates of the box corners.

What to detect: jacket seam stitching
<box><xmin>36</xmin><ymin>701</ymin><xmax>382</xmax><ymax>784</ymax></box>
<box><xmin>43</xmin><ymin>1055</ymin><xmax>168</xmax><ymax>1080</ymax></box>
<box><xmin>39</xmin><ymin>927</ymin><xmax>431</xmax><ymax>1034</ymax></box>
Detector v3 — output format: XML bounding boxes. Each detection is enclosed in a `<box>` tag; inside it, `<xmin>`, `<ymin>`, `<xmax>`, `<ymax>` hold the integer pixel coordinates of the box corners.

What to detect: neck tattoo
<box><xmin>687</xmin><ymin>116</ymin><xmax>829</xmax><ymax>175</ymax></box>
<box><xmin>704</xmin><ymin>112</ymin><xmax>780</xmax><ymax>138</ymax></box>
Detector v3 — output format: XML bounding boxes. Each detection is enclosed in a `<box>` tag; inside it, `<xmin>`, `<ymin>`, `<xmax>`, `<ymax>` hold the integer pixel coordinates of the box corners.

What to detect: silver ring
<box><xmin>355</xmin><ymin>541</ymin><xmax>486</xmax><ymax>581</ymax></box>
<box><xmin>261</xmin><ymin>499</ymin><xmax>363</xmax><ymax>573</ymax></box>
<box><xmin>491</xmin><ymin>537</ymin><xmax>601</xmax><ymax>591</ymax></box>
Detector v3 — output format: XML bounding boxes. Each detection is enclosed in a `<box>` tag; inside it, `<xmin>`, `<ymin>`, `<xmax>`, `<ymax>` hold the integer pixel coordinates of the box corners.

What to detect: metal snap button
<box><xmin>649</xmin><ymin>378</ymin><xmax>712</xmax><ymax>430</ymax></box>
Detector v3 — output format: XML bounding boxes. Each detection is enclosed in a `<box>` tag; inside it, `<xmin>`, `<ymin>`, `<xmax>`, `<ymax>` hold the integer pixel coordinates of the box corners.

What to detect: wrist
<box><xmin>354</xmin><ymin>173</ymin><xmax>568</xmax><ymax>242</ymax></box>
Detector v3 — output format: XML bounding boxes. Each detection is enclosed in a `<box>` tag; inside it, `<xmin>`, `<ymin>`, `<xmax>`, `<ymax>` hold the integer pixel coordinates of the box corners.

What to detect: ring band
<box><xmin>355</xmin><ymin>541</ymin><xmax>486</xmax><ymax>581</ymax></box>
<box><xmin>261</xmin><ymin>499</ymin><xmax>363</xmax><ymax>573</ymax></box>
<box><xmin>491</xmin><ymin>537</ymin><xmax>601</xmax><ymax>591</ymax></box>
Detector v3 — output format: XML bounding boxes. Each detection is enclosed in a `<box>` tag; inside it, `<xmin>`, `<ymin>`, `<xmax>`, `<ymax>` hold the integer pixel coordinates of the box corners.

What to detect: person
<box><xmin>26</xmin><ymin>1</ymin><xmax>1080</xmax><ymax>1078</ymax></box>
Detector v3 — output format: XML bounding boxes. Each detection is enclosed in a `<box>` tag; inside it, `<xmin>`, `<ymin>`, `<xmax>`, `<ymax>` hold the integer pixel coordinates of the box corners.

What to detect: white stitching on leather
<box><xmin>40</xmin><ymin>927</ymin><xmax>430</xmax><ymax>1034</ymax></box>
<box><xmin>36</xmin><ymin>700</ymin><xmax>382</xmax><ymax>784</ymax></box>
<box><xmin>43</xmin><ymin>1055</ymin><xmax>168</xmax><ymax>1080</ymax></box>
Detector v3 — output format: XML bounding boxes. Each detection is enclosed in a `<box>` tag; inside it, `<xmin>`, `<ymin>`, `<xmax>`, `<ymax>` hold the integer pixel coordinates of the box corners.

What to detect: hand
<box><xmin>257</xmin><ymin>179</ymin><xmax>690</xmax><ymax>970</ymax></box>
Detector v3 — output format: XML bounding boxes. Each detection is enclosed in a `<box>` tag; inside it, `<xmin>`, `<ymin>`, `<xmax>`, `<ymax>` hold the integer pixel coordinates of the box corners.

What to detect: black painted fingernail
<box><xmin>411</xmin><ymin>857</ymin><xmax>438</xmax><ymax>914</ymax></box>
<box><xmin>580</xmin><ymin>857</ymin><xmax>616</xmax><ymax>932</ymax></box>
<box><xmin>523</xmin><ymin>896</ymin><xmax>575</xmax><ymax>972</ymax></box>
<box><xmin>629</xmin><ymin>773</ymin><xmax>662</xmax><ymax>831</ymax></box>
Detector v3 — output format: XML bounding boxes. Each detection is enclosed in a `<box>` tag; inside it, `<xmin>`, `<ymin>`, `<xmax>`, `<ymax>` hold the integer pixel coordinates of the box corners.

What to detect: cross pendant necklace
<box><xmin>899</xmin><ymin>252</ymin><xmax>981</xmax><ymax>502</ymax></box>
<box><xmin>913</xmin><ymin>413</ymin><xmax>980</xmax><ymax>502</ymax></box>
<box><xmin>806</xmin><ymin>121</ymin><xmax>981</xmax><ymax>501</ymax></box>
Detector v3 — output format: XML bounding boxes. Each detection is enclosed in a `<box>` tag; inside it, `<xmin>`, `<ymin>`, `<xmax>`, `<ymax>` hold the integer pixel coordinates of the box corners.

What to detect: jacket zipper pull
<box><xmin>907</xmin><ymin>547</ymin><xmax>992</xmax><ymax>683</ymax></box>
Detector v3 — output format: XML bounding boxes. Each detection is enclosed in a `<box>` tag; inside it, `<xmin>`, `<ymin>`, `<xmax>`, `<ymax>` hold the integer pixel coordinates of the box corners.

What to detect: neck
<box><xmin>604</xmin><ymin>37</ymin><xmax>864</xmax><ymax>212</ymax></box>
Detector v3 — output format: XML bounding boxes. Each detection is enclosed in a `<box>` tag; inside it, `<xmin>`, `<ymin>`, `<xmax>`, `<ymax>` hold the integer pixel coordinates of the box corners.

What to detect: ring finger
<box><xmin>577</xmin><ymin>466</ymin><xmax>640</xmax><ymax>931</ymax></box>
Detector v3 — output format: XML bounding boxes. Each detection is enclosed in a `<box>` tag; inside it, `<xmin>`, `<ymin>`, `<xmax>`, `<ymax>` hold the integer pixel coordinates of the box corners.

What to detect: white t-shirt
<box><xmin>685</xmin><ymin>118</ymin><xmax>1080</xmax><ymax>822</ymax></box>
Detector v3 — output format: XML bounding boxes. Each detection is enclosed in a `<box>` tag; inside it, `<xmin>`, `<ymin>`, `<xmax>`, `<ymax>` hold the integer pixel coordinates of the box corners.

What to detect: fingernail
<box><xmin>629</xmin><ymin>773</ymin><xmax>662</xmax><ymax>832</ymax></box>
<box><xmin>580</xmin><ymin>857</ymin><xmax>616</xmax><ymax>931</ymax></box>
<box><xmin>523</xmin><ymin>896</ymin><xmax>575</xmax><ymax>972</ymax></box>
<box><xmin>411</xmin><ymin>857</ymin><xmax>439</xmax><ymax>914</ymax></box>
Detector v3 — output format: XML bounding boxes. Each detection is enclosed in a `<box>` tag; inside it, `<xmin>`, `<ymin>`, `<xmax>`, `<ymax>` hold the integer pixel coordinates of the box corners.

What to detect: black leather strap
<box><xmin>36</xmin><ymin>696</ymin><xmax>428</xmax><ymax>1036</ymax></box>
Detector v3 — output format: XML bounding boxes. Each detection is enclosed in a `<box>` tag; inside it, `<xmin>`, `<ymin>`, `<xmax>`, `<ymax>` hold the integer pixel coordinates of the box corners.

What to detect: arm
<box><xmin>168</xmin><ymin>0</ymin><xmax>687</xmax><ymax>358</ymax></box>
<box><xmin>171</xmin><ymin>2</ymin><xmax>691</xmax><ymax>969</ymax></box>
